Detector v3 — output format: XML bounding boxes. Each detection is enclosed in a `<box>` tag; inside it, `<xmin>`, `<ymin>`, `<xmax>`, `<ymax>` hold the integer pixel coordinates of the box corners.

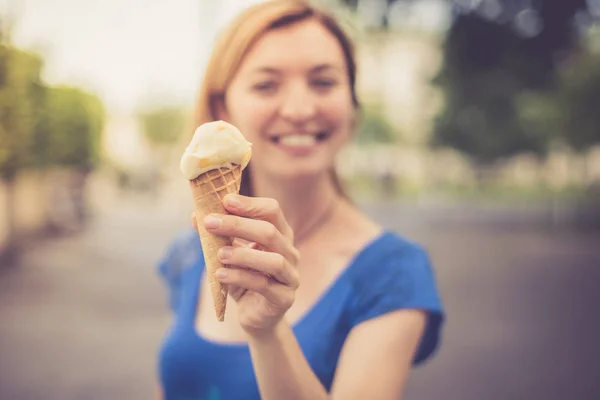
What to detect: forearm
<box><xmin>247</xmin><ymin>320</ymin><xmax>330</xmax><ymax>400</ymax></box>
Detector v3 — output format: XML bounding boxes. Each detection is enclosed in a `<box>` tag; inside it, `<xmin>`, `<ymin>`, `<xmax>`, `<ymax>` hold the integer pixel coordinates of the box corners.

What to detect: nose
<box><xmin>279</xmin><ymin>82</ymin><xmax>317</xmax><ymax>124</ymax></box>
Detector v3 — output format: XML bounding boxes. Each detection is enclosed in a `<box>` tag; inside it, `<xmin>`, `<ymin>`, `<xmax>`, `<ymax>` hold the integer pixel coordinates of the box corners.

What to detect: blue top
<box><xmin>157</xmin><ymin>229</ymin><xmax>445</xmax><ymax>400</ymax></box>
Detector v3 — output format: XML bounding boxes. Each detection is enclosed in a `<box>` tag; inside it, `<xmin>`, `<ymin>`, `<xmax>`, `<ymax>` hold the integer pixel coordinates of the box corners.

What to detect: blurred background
<box><xmin>1</xmin><ymin>0</ymin><xmax>599</xmax><ymax>399</ymax></box>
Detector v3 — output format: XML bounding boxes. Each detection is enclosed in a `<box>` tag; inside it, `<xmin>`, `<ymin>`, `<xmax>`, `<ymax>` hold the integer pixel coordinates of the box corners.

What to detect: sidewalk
<box><xmin>0</xmin><ymin>192</ymin><xmax>188</xmax><ymax>400</ymax></box>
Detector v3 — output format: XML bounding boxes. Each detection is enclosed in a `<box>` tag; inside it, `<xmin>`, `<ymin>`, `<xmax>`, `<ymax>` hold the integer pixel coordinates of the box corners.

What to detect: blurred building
<box><xmin>339</xmin><ymin>0</ymin><xmax>458</xmax><ymax>189</ymax></box>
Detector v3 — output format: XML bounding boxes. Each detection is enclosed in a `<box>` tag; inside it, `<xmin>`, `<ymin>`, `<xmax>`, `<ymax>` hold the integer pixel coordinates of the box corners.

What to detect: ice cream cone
<box><xmin>190</xmin><ymin>164</ymin><xmax>242</xmax><ymax>321</ymax></box>
<box><xmin>180</xmin><ymin>120</ymin><xmax>251</xmax><ymax>321</ymax></box>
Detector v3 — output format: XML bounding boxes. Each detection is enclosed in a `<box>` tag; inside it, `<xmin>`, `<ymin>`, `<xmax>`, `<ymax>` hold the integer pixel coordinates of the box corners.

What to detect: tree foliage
<box><xmin>0</xmin><ymin>43</ymin><xmax>44</xmax><ymax>179</ymax></box>
<box><xmin>556</xmin><ymin>50</ymin><xmax>600</xmax><ymax>153</ymax></box>
<box><xmin>36</xmin><ymin>85</ymin><xmax>105</xmax><ymax>169</ymax></box>
<box><xmin>431</xmin><ymin>0</ymin><xmax>592</xmax><ymax>165</ymax></box>
<box><xmin>0</xmin><ymin>29</ymin><xmax>106</xmax><ymax>251</ymax></box>
<box><xmin>337</xmin><ymin>0</ymin><xmax>599</xmax><ymax>162</ymax></box>
<box><xmin>355</xmin><ymin>105</ymin><xmax>397</xmax><ymax>144</ymax></box>
<box><xmin>0</xmin><ymin>38</ymin><xmax>105</xmax><ymax>178</ymax></box>
<box><xmin>137</xmin><ymin>105</ymin><xmax>187</xmax><ymax>149</ymax></box>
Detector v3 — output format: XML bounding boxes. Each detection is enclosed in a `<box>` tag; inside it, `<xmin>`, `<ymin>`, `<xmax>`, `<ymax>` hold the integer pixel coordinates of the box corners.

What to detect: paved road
<box><xmin>1</xmin><ymin>199</ymin><xmax>599</xmax><ymax>400</ymax></box>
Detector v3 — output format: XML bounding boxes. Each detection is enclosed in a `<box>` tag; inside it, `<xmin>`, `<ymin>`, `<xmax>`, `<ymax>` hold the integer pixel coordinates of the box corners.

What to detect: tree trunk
<box><xmin>473</xmin><ymin>161</ymin><xmax>496</xmax><ymax>192</ymax></box>
<box><xmin>1</xmin><ymin>174</ymin><xmax>19</xmax><ymax>266</ymax></box>
<box><xmin>581</xmin><ymin>151</ymin><xmax>590</xmax><ymax>187</ymax></box>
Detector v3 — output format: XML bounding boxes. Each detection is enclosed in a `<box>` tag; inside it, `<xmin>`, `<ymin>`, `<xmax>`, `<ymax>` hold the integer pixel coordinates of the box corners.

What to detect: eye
<box><xmin>252</xmin><ymin>81</ymin><xmax>278</xmax><ymax>94</ymax></box>
<box><xmin>311</xmin><ymin>79</ymin><xmax>337</xmax><ymax>90</ymax></box>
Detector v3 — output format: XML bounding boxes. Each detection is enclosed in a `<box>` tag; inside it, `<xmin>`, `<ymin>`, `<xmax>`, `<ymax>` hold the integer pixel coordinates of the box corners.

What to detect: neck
<box><xmin>250</xmin><ymin>171</ymin><xmax>342</xmax><ymax>245</ymax></box>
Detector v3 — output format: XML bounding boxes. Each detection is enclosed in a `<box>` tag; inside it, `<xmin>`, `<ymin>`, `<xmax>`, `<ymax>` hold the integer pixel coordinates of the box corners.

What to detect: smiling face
<box><xmin>220</xmin><ymin>18</ymin><xmax>356</xmax><ymax>183</ymax></box>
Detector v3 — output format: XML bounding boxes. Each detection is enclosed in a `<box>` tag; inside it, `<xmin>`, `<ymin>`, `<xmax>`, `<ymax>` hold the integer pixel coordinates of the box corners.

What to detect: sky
<box><xmin>5</xmin><ymin>0</ymin><xmax>265</xmax><ymax>113</ymax></box>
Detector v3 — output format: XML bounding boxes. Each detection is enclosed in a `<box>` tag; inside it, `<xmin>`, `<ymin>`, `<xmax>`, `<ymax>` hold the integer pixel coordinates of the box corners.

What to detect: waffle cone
<box><xmin>190</xmin><ymin>165</ymin><xmax>242</xmax><ymax>321</ymax></box>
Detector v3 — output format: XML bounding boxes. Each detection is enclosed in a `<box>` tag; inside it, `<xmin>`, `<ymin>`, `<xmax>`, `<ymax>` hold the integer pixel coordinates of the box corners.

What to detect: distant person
<box><xmin>156</xmin><ymin>1</ymin><xmax>445</xmax><ymax>399</ymax></box>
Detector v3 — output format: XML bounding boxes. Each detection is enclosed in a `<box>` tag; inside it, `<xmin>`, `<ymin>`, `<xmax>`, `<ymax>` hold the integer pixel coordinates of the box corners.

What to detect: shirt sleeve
<box><xmin>157</xmin><ymin>228</ymin><xmax>203</xmax><ymax>312</ymax></box>
<box><xmin>348</xmin><ymin>241</ymin><xmax>445</xmax><ymax>365</ymax></box>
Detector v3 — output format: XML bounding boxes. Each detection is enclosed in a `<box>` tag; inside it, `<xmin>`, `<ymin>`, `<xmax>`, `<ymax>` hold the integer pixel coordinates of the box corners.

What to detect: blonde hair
<box><xmin>194</xmin><ymin>0</ymin><xmax>359</xmax><ymax>196</ymax></box>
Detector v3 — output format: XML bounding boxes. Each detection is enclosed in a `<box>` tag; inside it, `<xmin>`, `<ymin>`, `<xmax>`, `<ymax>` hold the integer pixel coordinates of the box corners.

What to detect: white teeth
<box><xmin>279</xmin><ymin>134</ymin><xmax>316</xmax><ymax>147</ymax></box>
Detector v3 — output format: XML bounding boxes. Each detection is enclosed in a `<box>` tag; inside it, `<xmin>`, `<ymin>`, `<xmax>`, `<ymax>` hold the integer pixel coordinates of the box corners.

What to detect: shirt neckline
<box><xmin>190</xmin><ymin>230</ymin><xmax>395</xmax><ymax>349</ymax></box>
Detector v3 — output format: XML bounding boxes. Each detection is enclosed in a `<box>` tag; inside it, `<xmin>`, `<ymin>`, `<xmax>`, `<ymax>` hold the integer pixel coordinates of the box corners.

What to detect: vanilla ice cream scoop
<box><xmin>180</xmin><ymin>120</ymin><xmax>252</xmax><ymax>180</ymax></box>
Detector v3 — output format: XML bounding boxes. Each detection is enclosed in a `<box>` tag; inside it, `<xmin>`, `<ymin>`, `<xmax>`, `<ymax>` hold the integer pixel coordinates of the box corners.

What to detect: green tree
<box><xmin>0</xmin><ymin>27</ymin><xmax>106</xmax><ymax>259</ymax></box>
<box><xmin>36</xmin><ymin>85</ymin><xmax>105</xmax><ymax>170</ymax></box>
<box><xmin>556</xmin><ymin>52</ymin><xmax>600</xmax><ymax>154</ymax></box>
<box><xmin>37</xmin><ymin>85</ymin><xmax>105</xmax><ymax>231</ymax></box>
<box><xmin>335</xmin><ymin>0</ymin><xmax>592</xmax><ymax>166</ymax></box>
<box><xmin>135</xmin><ymin>103</ymin><xmax>187</xmax><ymax>194</ymax></box>
<box><xmin>138</xmin><ymin>105</ymin><xmax>187</xmax><ymax>149</ymax></box>
<box><xmin>0</xmin><ymin>39</ymin><xmax>45</xmax><ymax>260</ymax></box>
<box><xmin>430</xmin><ymin>0</ymin><xmax>591</xmax><ymax>172</ymax></box>
<box><xmin>0</xmin><ymin>43</ymin><xmax>44</xmax><ymax>180</ymax></box>
<box><xmin>355</xmin><ymin>105</ymin><xmax>397</xmax><ymax>144</ymax></box>
<box><xmin>432</xmin><ymin>14</ymin><xmax>551</xmax><ymax>168</ymax></box>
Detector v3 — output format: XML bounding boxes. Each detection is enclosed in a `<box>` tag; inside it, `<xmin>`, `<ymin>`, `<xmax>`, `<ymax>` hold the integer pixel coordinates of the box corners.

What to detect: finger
<box><xmin>223</xmin><ymin>194</ymin><xmax>293</xmax><ymax>240</ymax></box>
<box><xmin>204</xmin><ymin>214</ymin><xmax>298</xmax><ymax>263</ymax></box>
<box><xmin>218</xmin><ymin>246</ymin><xmax>299</xmax><ymax>288</ymax></box>
<box><xmin>216</xmin><ymin>267</ymin><xmax>295</xmax><ymax>310</ymax></box>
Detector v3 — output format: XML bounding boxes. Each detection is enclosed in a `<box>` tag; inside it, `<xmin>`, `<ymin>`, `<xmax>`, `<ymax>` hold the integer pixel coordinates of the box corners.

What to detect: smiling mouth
<box><xmin>271</xmin><ymin>132</ymin><xmax>329</xmax><ymax>146</ymax></box>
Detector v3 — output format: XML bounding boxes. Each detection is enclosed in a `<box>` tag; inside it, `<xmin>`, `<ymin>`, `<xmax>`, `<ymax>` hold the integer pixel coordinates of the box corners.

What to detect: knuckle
<box><xmin>267</xmin><ymin>198</ymin><xmax>280</xmax><ymax>213</ymax></box>
<box><xmin>230</xmin><ymin>216</ymin><xmax>242</xmax><ymax>235</ymax></box>
<box><xmin>246</xmin><ymin>202</ymin><xmax>260</xmax><ymax>217</ymax></box>
<box><xmin>272</xmin><ymin>253</ymin><xmax>286</xmax><ymax>275</ymax></box>
<box><xmin>263</xmin><ymin>224</ymin><xmax>278</xmax><ymax>245</ymax></box>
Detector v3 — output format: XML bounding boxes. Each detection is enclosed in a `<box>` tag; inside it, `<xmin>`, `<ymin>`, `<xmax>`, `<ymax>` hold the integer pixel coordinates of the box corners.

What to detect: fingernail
<box><xmin>204</xmin><ymin>215</ymin><xmax>221</xmax><ymax>229</ymax></box>
<box><xmin>218</xmin><ymin>247</ymin><xmax>232</xmax><ymax>260</ymax></box>
<box><xmin>216</xmin><ymin>268</ymin><xmax>228</xmax><ymax>279</ymax></box>
<box><xmin>226</xmin><ymin>195</ymin><xmax>241</xmax><ymax>208</ymax></box>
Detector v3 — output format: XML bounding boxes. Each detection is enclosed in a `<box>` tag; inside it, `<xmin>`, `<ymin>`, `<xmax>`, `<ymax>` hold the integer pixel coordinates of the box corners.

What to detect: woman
<box><xmin>157</xmin><ymin>1</ymin><xmax>444</xmax><ymax>399</ymax></box>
